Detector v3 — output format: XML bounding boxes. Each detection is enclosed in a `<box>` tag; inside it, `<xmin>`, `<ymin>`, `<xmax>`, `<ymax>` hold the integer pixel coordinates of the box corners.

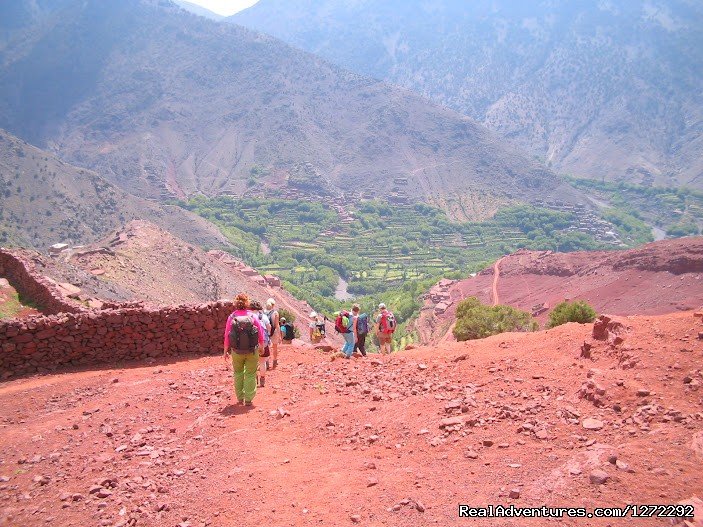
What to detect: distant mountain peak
<box><xmin>172</xmin><ymin>0</ymin><xmax>224</xmax><ymax>20</ymax></box>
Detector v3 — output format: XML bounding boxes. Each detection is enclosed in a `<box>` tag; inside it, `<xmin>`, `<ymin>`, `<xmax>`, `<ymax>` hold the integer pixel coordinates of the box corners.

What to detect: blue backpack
<box><xmin>356</xmin><ymin>313</ymin><xmax>369</xmax><ymax>334</ymax></box>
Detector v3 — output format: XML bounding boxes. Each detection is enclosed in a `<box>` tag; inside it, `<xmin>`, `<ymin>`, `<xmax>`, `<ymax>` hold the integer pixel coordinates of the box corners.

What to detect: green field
<box><xmin>180</xmin><ymin>197</ymin><xmax>614</xmax><ymax>348</ymax></box>
<box><xmin>0</xmin><ymin>285</ymin><xmax>33</xmax><ymax>320</ymax></box>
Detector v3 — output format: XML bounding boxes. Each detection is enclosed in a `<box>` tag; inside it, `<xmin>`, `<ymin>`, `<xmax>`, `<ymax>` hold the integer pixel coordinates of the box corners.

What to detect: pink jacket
<box><xmin>224</xmin><ymin>310</ymin><xmax>266</xmax><ymax>350</ymax></box>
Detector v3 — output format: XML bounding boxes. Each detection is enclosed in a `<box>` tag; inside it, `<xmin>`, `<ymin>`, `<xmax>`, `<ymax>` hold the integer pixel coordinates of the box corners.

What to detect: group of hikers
<box><xmin>223</xmin><ymin>293</ymin><xmax>397</xmax><ymax>406</ymax></box>
<box><xmin>330</xmin><ymin>302</ymin><xmax>397</xmax><ymax>358</ymax></box>
<box><xmin>222</xmin><ymin>294</ymin><xmax>295</xmax><ymax>406</ymax></box>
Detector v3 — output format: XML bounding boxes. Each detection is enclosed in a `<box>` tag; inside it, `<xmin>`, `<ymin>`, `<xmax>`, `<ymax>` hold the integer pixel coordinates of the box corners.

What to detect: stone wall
<box><xmin>0</xmin><ymin>249</ymin><xmax>85</xmax><ymax>315</ymax></box>
<box><xmin>0</xmin><ymin>302</ymin><xmax>234</xmax><ymax>379</ymax></box>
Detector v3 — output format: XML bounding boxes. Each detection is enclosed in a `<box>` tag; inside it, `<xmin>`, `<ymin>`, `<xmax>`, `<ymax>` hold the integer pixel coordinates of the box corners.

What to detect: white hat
<box><xmin>378</xmin><ymin>303</ymin><xmax>386</xmax><ymax>309</ymax></box>
<box><xmin>309</xmin><ymin>311</ymin><xmax>317</xmax><ymax>318</ymax></box>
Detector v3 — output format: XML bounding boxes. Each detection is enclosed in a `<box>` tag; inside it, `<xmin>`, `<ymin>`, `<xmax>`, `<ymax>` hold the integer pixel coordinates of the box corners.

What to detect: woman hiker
<box><xmin>265</xmin><ymin>298</ymin><xmax>281</xmax><ymax>368</ymax></box>
<box><xmin>224</xmin><ymin>293</ymin><xmax>266</xmax><ymax>406</ymax></box>
<box><xmin>250</xmin><ymin>300</ymin><xmax>271</xmax><ymax>388</ymax></box>
<box><xmin>352</xmin><ymin>304</ymin><xmax>369</xmax><ymax>357</ymax></box>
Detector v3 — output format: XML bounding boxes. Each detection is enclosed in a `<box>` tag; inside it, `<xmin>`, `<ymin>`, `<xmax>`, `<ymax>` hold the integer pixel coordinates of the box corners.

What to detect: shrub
<box><xmin>547</xmin><ymin>300</ymin><xmax>597</xmax><ymax>328</ymax></box>
<box><xmin>452</xmin><ymin>297</ymin><xmax>537</xmax><ymax>341</ymax></box>
<box><xmin>277</xmin><ymin>308</ymin><xmax>296</xmax><ymax>323</ymax></box>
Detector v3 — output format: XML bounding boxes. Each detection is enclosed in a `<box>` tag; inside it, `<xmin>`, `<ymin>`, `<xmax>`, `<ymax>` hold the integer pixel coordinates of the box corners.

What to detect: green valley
<box><xmin>181</xmin><ymin>197</ymin><xmax>618</xmax><ymax>348</ymax></box>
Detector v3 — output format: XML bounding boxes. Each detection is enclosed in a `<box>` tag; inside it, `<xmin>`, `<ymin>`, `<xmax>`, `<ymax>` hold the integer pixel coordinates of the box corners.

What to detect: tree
<box><xmin>547</xmin><ymin>300</ymin><xmax>597</xmax><ymax>328</ymax></box>
<box><xmin>453</xmin><ymin>297</ymin><xmax>537</xmax><ymax>341</ymax></box>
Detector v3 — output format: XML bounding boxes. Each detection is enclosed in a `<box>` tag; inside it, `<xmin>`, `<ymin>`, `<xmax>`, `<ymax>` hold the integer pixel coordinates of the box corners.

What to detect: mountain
<box><xmin>415</xmin><ymin>236</ymin><xmax>703</xmax><ymax>343</ymax></box>
<box><xmin>231</xmin><ymin>0</ymin><xmax>703</xmax><ymax>188</ymax></box>
<box><xmin>0</xmin><ymin>0</ymin><xmax>583</xmax><ymax>219</ymax></box>
<box><xmin>172</xmin><ymin>0</ymin><xmax>224</xmax><ymax>20</ymax></box>
<box><xmin>0</xmin><ymin>128</ymin><xmax>230</xmax><ymax>249</ymax></box>
<box><xmin>0</xmin><ymin>0</ymin><xmax>75</xmax><ymax>43</ymax></box>
<box><xmin>67</xmin><ymin>219</ymin><xmax>320</xmax><ymax>320</ymax></box>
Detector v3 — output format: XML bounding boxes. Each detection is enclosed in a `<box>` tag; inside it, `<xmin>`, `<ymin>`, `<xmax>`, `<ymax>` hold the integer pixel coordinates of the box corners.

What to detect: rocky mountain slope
<box><xmin>231</xmin><ymin>0</ymin><xmax>703</xmax><ymax>188</ymax></box>
<box><xmin>0</xmin><ymin>129</ymin><xmax>229</xmax><ymax>250</ymax></box>
<box><xmin>0</xmin><ymin>0</ymin><xmax>582</xmax><ymax>218</ymax></box>
<box><xmin>64</xmin><ymin>220</ymin><xmax>338</xmax><ymax>341</ymax></box>
<box><xmin>0</xmin><ymin>310</ymin><xmax>701</xmax><ymax>526</ymax></box>
<box><xmin>417</xmin><ymin>237</ymin><xmax>703</xmax><ymax>343</ymax></box>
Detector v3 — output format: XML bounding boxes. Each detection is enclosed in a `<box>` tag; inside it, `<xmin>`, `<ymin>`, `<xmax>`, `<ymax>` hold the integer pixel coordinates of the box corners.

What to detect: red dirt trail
<box><xmin>1</xmin><ymin>312</ymin><xmax>702</xmax><ymax>527</ymax></box>
<box><xmin>492</xmin><ymin>257</ymin><xmax>504</xmax><ymax>306</ymax></box>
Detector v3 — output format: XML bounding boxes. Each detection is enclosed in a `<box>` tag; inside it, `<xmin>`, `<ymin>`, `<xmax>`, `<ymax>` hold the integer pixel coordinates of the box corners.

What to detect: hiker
<box><xmin>309</xmin><ymin>311</ymin><xmax>326</xmax><ymax>343</ymax></box>
<box><xmin>280</xmin><ymin>317</ymin><xmax>295</xmax><ymax>343</ymax></box>
<box><xmin>265</xmin><ymin>298</ymin><xmax>280</xmax><ymax>368</ymax></box>
<box><xmin>250</xmin><ymin>300</ymin><xmax>271</xmax><ymax>388</ymax></box>
<box><xmin>375</xmin><ymin>302</ymin><xmax>396</xmax><ymax>355</ymax></box>
<box><xmin>223</xmin><ymin>293</ymin><xmax>265</xmax><ymax>406</ymax></box>
<box><xmin>352</xmin><ymin>304</ymin><xmax>369</xmax><ymax>357</ymax></box>
<box><xmin>335</xmin><ymin>309</ymin><xmax>355</xmax><ymax>358</ymax></box>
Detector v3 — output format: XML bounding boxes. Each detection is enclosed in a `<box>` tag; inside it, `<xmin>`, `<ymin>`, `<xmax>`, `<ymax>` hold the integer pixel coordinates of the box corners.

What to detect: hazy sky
<box><xmin>187</xmin><ymin>0</ymin><xmax>260</xmax><ymax>16</ymax></box>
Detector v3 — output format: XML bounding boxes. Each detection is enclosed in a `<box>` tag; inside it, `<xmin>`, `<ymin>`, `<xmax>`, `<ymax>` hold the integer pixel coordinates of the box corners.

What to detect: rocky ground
<box><xmin>1</xmin><ymin>311</ymin><xmax>702</xmax><ymax>526</ymax></box>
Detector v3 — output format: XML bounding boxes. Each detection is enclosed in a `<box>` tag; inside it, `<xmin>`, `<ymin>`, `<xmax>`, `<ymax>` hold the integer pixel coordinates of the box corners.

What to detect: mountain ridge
<box><xmin>231</xmin><ymin>0</ymin><xmax>703</xmax><ymax>188</ymax></box>
<box><xmin>416</xmin><ymin>236</ymin><xmax>703</xmax><ymax>343</ymax></box>
<box><xmin>0</xmin><ymin>0</ymin><xmax>584</xmax><ymax>219</ymax></box>
<box><xmin>0</xmin><ymin>128</ymin><xmax>230</xmax><ymax>250</ymax></box>
<box><xmin>172</xmin><ymin>0</ymin><xmax>224</xmax><ymax>20</ymax></box>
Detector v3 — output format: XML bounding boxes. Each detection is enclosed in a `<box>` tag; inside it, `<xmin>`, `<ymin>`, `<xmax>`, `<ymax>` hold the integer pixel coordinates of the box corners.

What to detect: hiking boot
<box><xmin>244</xmin><ymin>401</ymin><xmax>253</xmax><ymax>407</ymax></box>
<box><xmin>265</xmin><ymin>360</ymin><xmax>270</xmax><ymax>371</ymax></box>
<box><xmin>272</xmin><ymin>360</ymin><xmax>278</xmax><ymax>369</ymax></box>
<box><xmin>259</xmin><ymin>377</ymin><xmax>265</xmax><ymax>388</ymax></box>
<box><xmin>237</xmin><ymin>399</ymin><xmax>244</xmax><ymax>405</ymax></box>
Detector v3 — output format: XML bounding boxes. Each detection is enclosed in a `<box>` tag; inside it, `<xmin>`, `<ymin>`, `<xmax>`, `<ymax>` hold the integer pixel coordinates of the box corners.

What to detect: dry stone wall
<box><xmin>0</xmin><ymin>302</ymin><xmax>234</xmax><ymax>379</ymax></box>
<box><xmin>0</xmin><ymin>249</ymin><xmax>85</xmax><ymax>315</ymax></box>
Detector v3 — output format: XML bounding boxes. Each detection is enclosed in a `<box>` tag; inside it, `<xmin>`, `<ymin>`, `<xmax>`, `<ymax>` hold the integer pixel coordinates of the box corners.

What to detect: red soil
<box><xmin>1</xmin><ymin>311</ymin><xmax>702</xmax><ymax>527</ymax></box>
<box><xmin>419</xmin><ymin>237</ymin><xmax>703</xmax><ymax>343</ymax></box>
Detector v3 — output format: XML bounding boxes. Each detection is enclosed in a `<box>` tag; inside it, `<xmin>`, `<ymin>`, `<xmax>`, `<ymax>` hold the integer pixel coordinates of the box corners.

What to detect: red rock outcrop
<box><xmin>416</xmin><ymin>237</ymin><xmax>703</xmax><ymax>344</ymax></box>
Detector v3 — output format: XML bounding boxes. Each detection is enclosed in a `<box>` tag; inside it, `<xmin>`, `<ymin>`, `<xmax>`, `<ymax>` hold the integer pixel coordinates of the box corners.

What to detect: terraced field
<box><xmin>183</xmin><ymin>197</ymin><xmax>607</xmax><ymax>331</ymax></box>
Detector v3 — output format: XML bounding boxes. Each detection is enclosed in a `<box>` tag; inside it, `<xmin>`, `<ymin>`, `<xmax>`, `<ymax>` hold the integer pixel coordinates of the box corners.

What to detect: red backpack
<box><xmin>335</xmin><ymin>311</ymin><xmax>352</xmax><ymax>333</ymax></box>
<box><xmin>379</xmin><ymin>311</ymin><xmax>397</xmax><ymax>334</ymax></box>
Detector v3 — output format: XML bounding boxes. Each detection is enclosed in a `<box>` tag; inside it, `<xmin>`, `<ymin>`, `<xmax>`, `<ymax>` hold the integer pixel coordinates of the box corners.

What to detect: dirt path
<box><xmin>1</xmin><ymin>312</ymin><xmax>702</xmax><ymax>526</ymax></box>
<box><xmin>492</xmin><ymin>257</ymin><xmax>503</xmax><ymax>305</ymax></box>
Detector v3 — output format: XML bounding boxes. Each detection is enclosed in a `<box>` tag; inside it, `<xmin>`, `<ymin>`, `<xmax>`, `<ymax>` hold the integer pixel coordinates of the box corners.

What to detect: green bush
<box><xmin>547</xmin><ymin>300</ymin><xmax>597</xmax><ymax>328</ymax></box>
<box><xmin>277</xmin><ymin>308</ymin><xmax>296</xmax><ymax>323</ymax></box>
<box><xmin>452</xmin><ymin>297</ymin><xmax>537</xmax><ymax>341</ymax></box>
<box><xmin>666</xmin><ymin>222</ymin><xmax>699</xmax><ymax>237</ymax></box>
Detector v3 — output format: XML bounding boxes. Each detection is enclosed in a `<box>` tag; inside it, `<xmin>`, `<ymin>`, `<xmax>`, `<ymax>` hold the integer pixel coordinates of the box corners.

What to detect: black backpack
<box><xmin>282</xmin><ymin>322</ymin><xmax>295</xmax><ymax>341</ymax></box>
<box><xmin>229</xmin><ymin>315</ymin><xmax>259</xmax><ymax>354</ymax></box>
<box><xmin>316</xmin><ymin>322</ymin><xmax>326</xmax><ymax>336</ymax></box>
<box><xmin>265</xmin><ymin>309</ymin><xmax>278</xmax><ymax>335</ymax></box>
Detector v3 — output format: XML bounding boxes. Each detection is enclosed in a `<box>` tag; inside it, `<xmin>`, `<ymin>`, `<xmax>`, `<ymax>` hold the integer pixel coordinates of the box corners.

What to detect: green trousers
<box><xmin>231</xmin><ymin>350</ymin><xmax>258</xmax><ymax>403</ymax></box>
